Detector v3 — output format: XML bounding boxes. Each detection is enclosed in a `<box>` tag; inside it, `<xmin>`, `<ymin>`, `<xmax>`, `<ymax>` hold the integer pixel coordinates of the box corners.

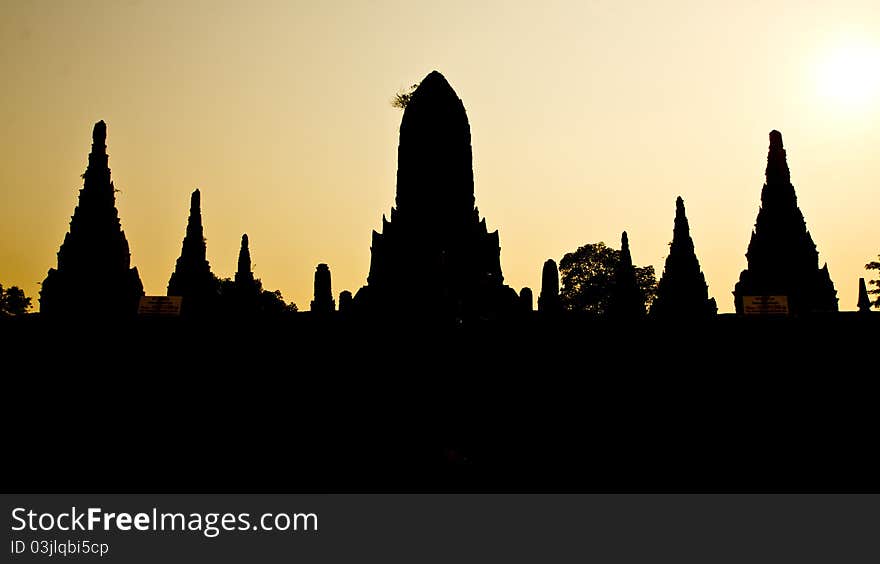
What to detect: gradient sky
<box><xmin>2</xmin><ymin>0</ymin><xmax>878</xmax><ymax>312</ymax></box>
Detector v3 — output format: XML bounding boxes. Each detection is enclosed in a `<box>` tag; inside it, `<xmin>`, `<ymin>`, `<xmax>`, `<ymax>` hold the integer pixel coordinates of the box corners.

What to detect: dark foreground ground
<box><xmin>3</xmin><ymin>312</ymin><xmax>878</xmax><ymax>492</ymax></box>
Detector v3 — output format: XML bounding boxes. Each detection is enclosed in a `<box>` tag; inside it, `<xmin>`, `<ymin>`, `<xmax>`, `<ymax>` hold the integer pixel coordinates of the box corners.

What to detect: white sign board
<box><xmin>743</xmin><ymin>295</ymin><xmax>789</xmax><ymax>315</ymax></box>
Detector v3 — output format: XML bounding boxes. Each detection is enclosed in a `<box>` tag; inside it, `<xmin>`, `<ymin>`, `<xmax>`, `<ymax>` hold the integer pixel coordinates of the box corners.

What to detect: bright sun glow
<box><xmin>816</xmin><ymin>41</ymin><xmax>880</xmax><ymax>108</ymax></box>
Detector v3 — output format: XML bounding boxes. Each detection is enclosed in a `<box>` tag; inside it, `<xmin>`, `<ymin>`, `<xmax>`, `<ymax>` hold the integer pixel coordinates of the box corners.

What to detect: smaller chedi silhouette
<box><xmin>538</xmin><ymin>260</ymin><xmax>561</xmax><ymax>313</ymax></box>
<box><xmin>338</xmin><ymin>290</ymin><xmax>353</xmax><ymax>314</ymax></box>
<box><xmin>167</xmin><ymin>189</ymin><xmax>218</xmax><ymax>317</ymax></box>
<box><xmin>519</xmin><ymin>287</ymin><xmax>534</xmax><ymax>313</ymax></box>
<box><xmin>607</xmin><ymin>231</ymin><xmax>645</xmax><ymax>320</ymax></box>
<box><xmin>224</xmin><ymin>233</ymin><xmax>260</xmax><ymax>316</ymax></box>
<box><xmin>651</xmin><ymin>197</ymin><xmax>717</xmax><ymax>319</ymax></box>
<box><xmin>857</xmin><ymin>278</ymin><xmax>872</xmax><ymax>313</ymax></box>
<box><xmin>310</xmin><ymin>263</ymin><xmax>335</xmax><ymax>313</ymax></box>
<box><xmin>734</xmin><ymin>130</ymin><xmax>838</xmax><ymax>314</ymax></box>
<box><xmin>40</xmin><ymin>120</ymin><xmax>143</xmax><ymax>318</ymax></box>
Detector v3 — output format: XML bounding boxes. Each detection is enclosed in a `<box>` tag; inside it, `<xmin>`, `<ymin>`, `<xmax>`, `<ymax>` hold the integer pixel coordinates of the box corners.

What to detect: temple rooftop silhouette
<box><xmin>354</xmin><ymin>71</ymin><xmax>517</xmax><ymax>319</ymax></box>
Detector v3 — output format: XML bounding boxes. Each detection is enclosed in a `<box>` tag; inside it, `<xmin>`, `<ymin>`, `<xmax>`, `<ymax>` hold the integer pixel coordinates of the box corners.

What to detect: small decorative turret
<box><xmin>519</xmin><ymin>287</ymin><xmax>533</xmax><ymax>312</ymax></box>
<box><xmin>310</xmin><ymin>263</ymin><xmax>335</xmax><ymax>313</ymax></box>
<box><xmin>538</xmin><ymin>259</ymin><xmax>561</xmax><ymax>313</ymax></box>
<box><xmin>608</xmin><ymin>231</ymin><xmax>645</xmax><ymax>320</ymax></box>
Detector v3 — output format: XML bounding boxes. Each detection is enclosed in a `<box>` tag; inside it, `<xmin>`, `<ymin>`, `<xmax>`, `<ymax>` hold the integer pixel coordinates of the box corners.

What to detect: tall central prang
<box><xmin>355</xmin><ymin>71</ymin><xmax>515</xmax><ymax>318</ymax></box>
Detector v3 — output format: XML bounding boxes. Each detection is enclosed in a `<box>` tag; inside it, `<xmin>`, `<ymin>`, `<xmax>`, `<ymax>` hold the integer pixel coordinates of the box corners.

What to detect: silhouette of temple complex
<box><xmin>733</xmin><ymin>131</ymin><xmax>838</xmax><ymax>314</ymax></box>
<box><xmin>40</xmin><ymin>121</ymin><xmax>143</xmax><ymax>317</ymax></box>
<box><xmin>608</xmin><ymin>232</ymin><xmax>645</xmax><ymax>320</ymax></box>
<box><xmin>167</xmin><ymin>189</ymin><xmax>218</xmax><ymax>316</ymax></box>
<box><xmin>354</xmin><ymin>71</ymin><xmax>516</xmax><ymax>319</ymax></box>
<box><xmin>651</xmin><ymin>197</ymin><xmax>717</xmax><ymax>319</ymax></box>
<box><xmin>311</xmin><ymin>263</ymin><xmax>335</xmax><ymax>313</ymax></box>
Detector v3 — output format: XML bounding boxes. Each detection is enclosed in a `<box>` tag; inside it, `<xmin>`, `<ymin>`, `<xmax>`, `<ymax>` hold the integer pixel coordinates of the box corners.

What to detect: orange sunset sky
<box><xmin>2</xmin><ymin>0</ymin><xmax>878</xmax><ymax>312</ymax></box>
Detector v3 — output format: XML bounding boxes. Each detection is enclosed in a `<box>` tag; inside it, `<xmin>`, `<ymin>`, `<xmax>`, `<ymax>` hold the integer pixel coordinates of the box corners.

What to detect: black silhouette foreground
<box><xmin>8</xmin><ymin>80</ymin><xmax>878</xmax><ymax>493</ymax></box>
<box><xmin>40</xmin><ymin>121</ymin><xmax>144</xmax><ymax>317</ymax></box>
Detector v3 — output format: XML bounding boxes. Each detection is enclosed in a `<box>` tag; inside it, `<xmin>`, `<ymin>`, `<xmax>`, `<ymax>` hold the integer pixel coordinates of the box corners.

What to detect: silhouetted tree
<box><xmin>559</xmin><ymin>241</ymin><xmax>656</xmax><ymax>317</ymax></box>
<box><xmin>866</xmin><ymin>255</ymin><xmax>880</xmax><ymax>308</ymax></box>
<box><xmin>391</xmin><ymin>84</ymin><xmax>419</xmax><ymax>109</ymax></box>
<box><xmin>0</xmin><ymin>284</ymin><xmax>32</xmax><ymax>317</ymax></box>
<box><xmin>217</xmin><ymin>276</ymin><xmax>297</xmax><ymax>317</ymax></box>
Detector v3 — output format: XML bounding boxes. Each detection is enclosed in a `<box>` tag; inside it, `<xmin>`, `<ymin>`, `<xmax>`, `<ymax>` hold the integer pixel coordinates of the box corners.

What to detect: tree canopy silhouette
<box><xmin>559</xmin><ymin>242</ymin><xmax>656</xmax><ymax>317</ymax></box>
<box><xmin>866</xmin><ymin>255</ymin><xmax>880</xmax><ymax>308</ymax></box>
<box><xmin>0</xmin><ymin>284</ymin><xmax>32</xmax><ymax>317</ymax></box>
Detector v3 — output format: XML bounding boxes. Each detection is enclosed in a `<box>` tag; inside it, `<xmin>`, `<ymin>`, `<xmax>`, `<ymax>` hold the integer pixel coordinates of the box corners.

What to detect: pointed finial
<box><xmin>93</xmin><ymin>120</ymin><xmax>106</xmax><ymax>144</ymax></box>
<box><xmin>241</xmin><ymin>233</ymin><xmax>249</xmax><ymax>247</ymax></box>
<box><xmin>621</xmin><ymin>231</ymin><xmax>629</xmax><ymax>249</ymax></box>
<box><xmin>191</xmin><ymin>189</ymin><xmax>200</xmax><ymax>209</ymax></box>
<box><xmin>769</xmin><ymin>130</ymin><xmax>783</xmax><ymax>149</ymax></box>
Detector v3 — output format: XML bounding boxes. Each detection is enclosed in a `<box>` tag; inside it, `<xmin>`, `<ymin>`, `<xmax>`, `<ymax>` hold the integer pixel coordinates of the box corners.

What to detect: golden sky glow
<box><xmin>2</xmin><ymin>0</ymin><xmax>879</xmax><ymax>312</ymax></box>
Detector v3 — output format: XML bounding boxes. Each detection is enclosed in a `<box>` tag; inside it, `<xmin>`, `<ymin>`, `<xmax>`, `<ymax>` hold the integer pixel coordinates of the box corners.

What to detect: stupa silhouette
<box><xmin>733</xmin><ymin>131</ymin><xmax>837</xmax><ymax>314</ymax></box>
<box><xmin>354</xmin><ymin>71</ymin><xmax>516</xmax><ymax>318</ymax></box>
<box><xmin>40</xmin><ymin>121</ymin><xmax>143</xmax><ymax>317</ymax></box>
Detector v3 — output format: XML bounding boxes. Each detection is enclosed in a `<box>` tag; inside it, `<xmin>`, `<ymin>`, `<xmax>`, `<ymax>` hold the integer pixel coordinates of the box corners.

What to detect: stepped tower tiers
<box><xmin>230</xmin><ymin>233</ymin><xmax>260</xmax><ymax>315</ymax></box>
<box><xmin>167</xmin><ymin>189</ymin><xmax>218</xmax><ymax>316</ymax></box>
<box><xmin>40</xmin><ymin>121</ymin><xmax>144</xmax><ymax>317</ymax></box>
<box><xmin>733</xmin><ymin>131</ymin><xmax>838</xmax><ymax>314</ymax></box>
<box><xmin>354</xmin><ymin>71</ymin><xmax>516</xmax><ymax>318</ymax></box>
<box><xmin>651</xmin><ymin>197</ymin><xmax>717</xmax><ymax>319</ymax></box>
